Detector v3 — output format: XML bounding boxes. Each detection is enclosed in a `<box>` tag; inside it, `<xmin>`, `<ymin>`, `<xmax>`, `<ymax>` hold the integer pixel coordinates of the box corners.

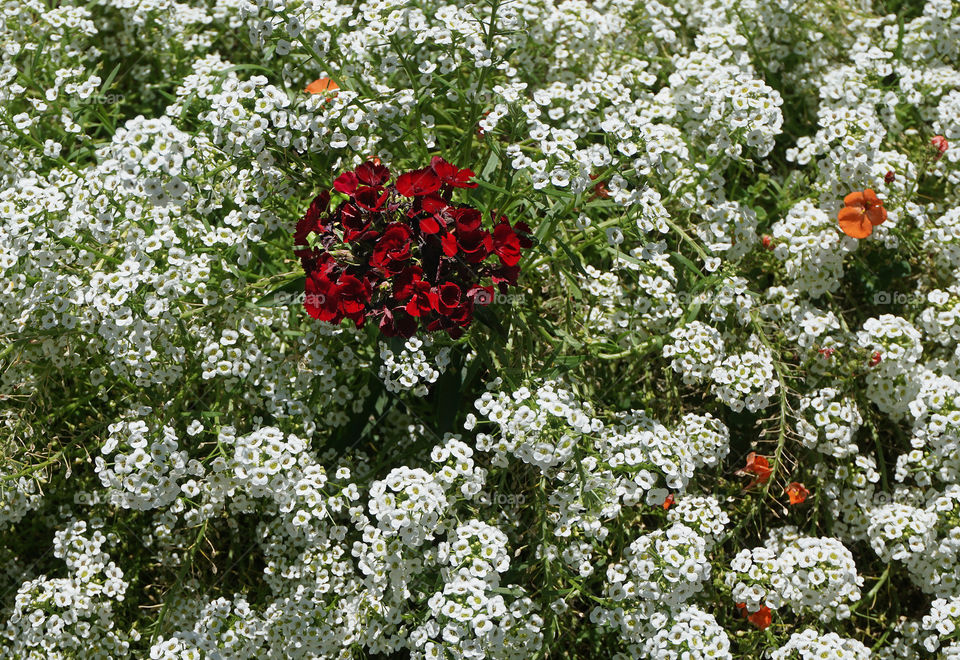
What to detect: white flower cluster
<box><xmin>0</xmin><ymin>521</ymin><xmax>131</xmax><ymax>658</ymax></box>
<box><xmin>770</xmin><ymin>629</ymin><xmax>871</xmax><ymax>660</ymax></box>
<box><xmin>623</xmin><ymin>606</ymin><xmax>732</xmax><ymax>660</ymax></box>
<box><xmin>665</xmin><ymin>325</ymin><xmax>779</xmax><ymax>412</ymax></box>
<box><xmin>666</xmin><ymin>495</ymin><xmax>730</xmax><ymax>548</ymax></box>
<box><xmin>0</xmin><ymin>468</ymin><xmax>44</xmax><ymax>530</ymax></box>
<box><xmin>858</xmin><ymin>315</ymin><xmax>925</xmax><ymax>418</ymax></box>
<box><xmin>771</xmin><ymin>200</ymin><xmax>853</xmax><ymax>298</ymax></box>
<box><xmin>378</xmin><ymin>336</ymin><xmax>451</xmax><ymax>396</ymax></box>
<box><xmin>918</xmin><ymin>286</ymin><xmax>960</xmax><ymax>346</ymax></box>
<box><xmin>96</xmin><ymin>413</ymin><xmax>197</xmax><ymax>511</ymax></box>
<box><xmin>578</xmin><ymin>252</ymin><xmax>682</xmax><ymax>344</ymax></box>
<box><xmin>668</xmin><ymin>52</ymin><xmax>784</xmax><ymax>159</ymax></box>
<box><xmin>921</xmin><ymin>597</ymin><xmax>960</xmax><ymax>657</ymax></box>
<box><xmin>797</xmin><ymin>388</ymin><xmax>863</xmax><ymax>458</ymax></box>
<box><xmin>474</xmin><ymin>381</ymin><xmax>602</xmax><ymax>474</ymax></box>
<box><xmin>663</xmin><ymin>321</ymin><xmax>726</xmax><ymax>384</ymax></box>
<box><xmin>600</xmin><ymin>409</ymin><xmax>730</xmax><ymax>499</ymax></box>
<box><xmin>602</xmin><ymin>523</ymin><xmax>712</xmax><ymax>622</ymax></box>
<box><xmin>709</xmin><ymin>335</ymin><xmax>780</xmax><ymax>413</ymax></box>
<box><xmin>726</xmin><ymin>530</ymin><xmax>863</xmax><ymax>622</ymax></box>
<box><xmin>412</xmin><ymin>520</ymin><xmax>543</xmax><ymax>659</ymax></box>
<box><xmin>900</xmin><ymin>375</ymin><xmax>960</xmax><ymax>486</ymax></box>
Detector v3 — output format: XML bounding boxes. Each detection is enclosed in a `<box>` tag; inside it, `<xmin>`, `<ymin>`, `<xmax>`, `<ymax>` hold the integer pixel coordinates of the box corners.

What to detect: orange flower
<box><xmin>662</xmin><ymin>493</ymin><xmax>675</xmax><ymax>510</ymax></box>
<box><xmin>739</xmin><ymin>452</ymin><xmax>772</xmax><ymax>489</ymax></box>
<box><xmin>837</xmin><ymin>189</ymin><xmax>887</xmax><ymax>239</ymax></box>
<box><xmin>305</xmin><ymin>77</ymin><xmax>339</xmax><ymax>96</ymax></box>
<box><xmin>932</xmin><ymin>135</ymin><xmax>949</xmax><ymax>160</ymax></box>
<box><xmin>785</xmin><ymin>482</ymin><xmax>810</xmax><ymax>505</ymax></box>
<box><xmin>736</xmin><ymin>603</ymin><xmax>773</xmax><ymax>630</ymax></box>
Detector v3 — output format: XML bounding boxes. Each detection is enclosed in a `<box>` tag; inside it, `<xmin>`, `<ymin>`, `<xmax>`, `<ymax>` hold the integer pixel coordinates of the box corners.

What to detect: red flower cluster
<box><xmin>294</xmin><ymin>158</ymin><xmax>532</xmax><ymax>338</ymax></box>
<box><xmin>737</xmin><ymin>452</ymin><xmax>772</xmax><ymax>490</ymax></box>
<box><xmin>735</xmin><ymin>603</ymin><xmax>772</xmax><ymax>630</ymax></box>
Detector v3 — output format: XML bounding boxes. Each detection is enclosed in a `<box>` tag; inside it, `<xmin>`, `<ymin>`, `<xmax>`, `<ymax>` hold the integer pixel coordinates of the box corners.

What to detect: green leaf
<box><xmin>669</xmin><ymin>251</ymin><xmax>703</xmax><ymax>279</ymax></box>
<box><xmin>480</xmin><ymin>151</ymin><xmax>500</xmax><ymax>180</ymax></box>
<box><xmin>256</xmin><ymin>275</ymin><xmax>306</xmax><ymax>307</ymax></box>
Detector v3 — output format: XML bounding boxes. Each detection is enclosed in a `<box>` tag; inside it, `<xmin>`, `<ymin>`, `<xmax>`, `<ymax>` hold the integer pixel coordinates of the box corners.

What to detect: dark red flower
<box><xmin>354</xmin><ymin>186</ymin><xmax>389</xmax><ymax>212</ymax></box>
<box><xmin>440</xmin><ymin>231</ymin><xmax>458</xmax><ymax>257</ymax></box>
<box><xmin>490</xmin><ymin>264</ymin><xmax>520</xmax><ymax>288</ymax></box>
<box><xmin>492</xmin><ymin>220</ymin><xmax>522</xmax><ymax>266</ymax></box>
<box><xmin>421</xmin><ymin>195</ymin><xmax>448</xmax><ymax>215</ymax></box>
<box><xmin>294</xmin><ymin>192</ymin><xmax>331</xmax><ymax>260</ymax></box>
<box><xmin>392</xmin><ymin>266</ymin><xmax>424</xmax><ymax>301</ymax></box>
<box><xmin>335</xmin><ymin>273</ymin><xmax>371</xmax><ymax>318</ymax></box>
<box><xmin>514</xmin><ymin>221</ymin><xmax>534</xmax><ymax>248</ymax></box>
<box><xmin>436</xmin><ymin>282</ymin><xmax>462</xmax><ymax>315</ymax></box>
<box><xmin>404</xmin><ymin>279</ymin><xmax>438</xmax><ymax>317</ymax></box>
<box><xmin>451</xmin><ymin>208</ymin><xmax>482</xmax><ymax>232</ymax></box>
<box><xmin>379</xmin><ymin>306</ymin><xmax>417</xmax><ymax>338</ymax></box>
<box><xmin>419</xmin><ymin>216</ymin><xmax>442</xmax><ymax>234</ymax></box>
<box><xmin>305</xmin><ymin>271</ymin><xmax>339</xmax><ymax>322</ymax></box>
<box><xmin>469</xmin><ymin>285</ymin><xmax>494</xmax><ymax>307</ymax></box>
<box><xmin>356</xmin><ymin>161</ymin><xmax>391</xmax><ymax>186</ymax></box>
<box><xmin>396</xmin><ymin>168</ymin><xmax>441</xmax><ymax>197</ymax></box>
<box><xmin>430</xmin><ymin>156</ymin><xmax>477</xmax><ymax>188</ymax></box>
<box><xmin>457</xmin><ymin>228</ymin><xmax>493</xmax><ymax>263</ymax></box>
<box><xmin>333</xmin><ymin>171</ymin><xmax>359</xmax><ymax>196</ymax></box>
<box><xmin>296</xmin><ymin>160</ymin><xmax>530</xmax><ymax>338</ymax></box>
<box><xmin>370</xmin><ymin>224</ymin><xmax>412</xmax><ymax>275</ymax></box>
<box><xmin>341</xmin><ymin>202</ymin><xmax>377</xmax><ymax>243</ymax></box>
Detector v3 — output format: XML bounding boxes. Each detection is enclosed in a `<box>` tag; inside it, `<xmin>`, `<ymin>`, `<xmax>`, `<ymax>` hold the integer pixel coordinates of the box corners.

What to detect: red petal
<box><xmin>419</xmin><ymin>216</ymin><xmax>441</xmax><ymax>234</ymax></box>
<box><xmin>333</xmin><ymin>171</ymin><xmax>358</xmax><ymax>196</ymax></box>
<box><xmin>396</xmin><ymin>168</ymin><xmax>441</xmax><ymax>197</ymax></box>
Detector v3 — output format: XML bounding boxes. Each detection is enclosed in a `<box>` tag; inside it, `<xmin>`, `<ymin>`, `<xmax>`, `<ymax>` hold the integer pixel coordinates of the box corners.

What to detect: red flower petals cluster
<box><xmin>737</xmin><ymin>452</ymin><xmax>772</xmax><ymax>489</ymax></box>
<box><xmin>785</xmin><ymin>482</ymin><xmax>810</xmax><ymax>505</ymax></box>
<box><xmin>294</xmin><ymin>157</ymin><xmax>532</xmax><ymax>338</ymax></box>
<box><xmin>735</xmin><ymin>603</ymin><xmax>772</xmax><ymax>630</ymax></box>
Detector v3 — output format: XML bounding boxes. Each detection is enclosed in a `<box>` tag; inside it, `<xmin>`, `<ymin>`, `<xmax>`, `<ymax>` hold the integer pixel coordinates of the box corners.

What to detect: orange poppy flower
<box><xmin>785</xmin><ymin>482</ymin><xmax>809</xmax><ymax>505</ymax></box>
<box><xmin>736</xmin><ymin>603</ymin><xmax>772</xmax><ymax>630</ymax></box>
<box><xmin>305</xmin><ymin>77</ymin><xmax>339</xmax><ymax>96</ymax></box>
<box><xmin>738</xmin><ymin>452</ymin><xmax>772</xmax><ymax>489</ymax></box>
<box><xmin>932</xmin><ymin>135</ymin><xmax>949</xmax><ymax>161</ymax></box>
<box><xmin>837</xmin><ymin>189</ymin><xmax>887</xmax><ymax>239</ymax></box>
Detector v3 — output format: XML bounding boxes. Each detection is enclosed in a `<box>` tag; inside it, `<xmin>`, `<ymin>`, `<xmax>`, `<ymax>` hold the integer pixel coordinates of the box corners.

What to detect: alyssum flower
<box><xmin>294</xmin><ymin>158</ymin><xmax>532</xmax><ymax>338</ymax></box>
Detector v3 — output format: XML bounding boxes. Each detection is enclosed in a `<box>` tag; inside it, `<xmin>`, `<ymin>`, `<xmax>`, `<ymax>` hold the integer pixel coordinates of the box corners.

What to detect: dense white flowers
<box><xmin>3</xmin><ymin>0</ymin><xmax>960</xmax><ymax>655</ymax></box>
<box><xmin>378</xmin><ymin>336</ymin><xmax>450</xmax><ymax>396</ymax></box>
<box><xmin>726</xmin><ymin>530</ymin><xmax>863</xmax><ymax>622</ymax></box>
<box><xmin>771</xmin><ymin>629</ymin><xmax>871</xmax><ymax>660</ymax></box>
